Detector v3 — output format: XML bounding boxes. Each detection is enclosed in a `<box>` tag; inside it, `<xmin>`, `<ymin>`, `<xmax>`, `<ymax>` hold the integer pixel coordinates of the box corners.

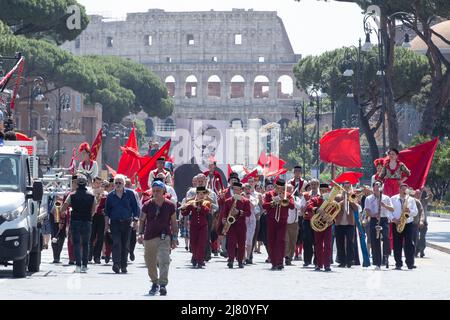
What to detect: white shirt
<box><xmin>287</xmin><ymin>196</ymin><xmax>303</xmax><ymax>224</ymax></box>
<box><xmin>77</xmin><ymin>160</ymin><xmax>99</xmax><ymax>179</ymax></box>
<box><xmin>364</xmin><ymin>194</ymin><xmax>394</xmax><ymax>220</ymax></box>
<box><xmin>165</xmin><ymin>185</ymin><xmax>178</xmax><ymax>206</ymax></box>
<box><xmin>390</xmin><ymin>194</ymin><xmax>418</xmax><ymax>224</ymax></box>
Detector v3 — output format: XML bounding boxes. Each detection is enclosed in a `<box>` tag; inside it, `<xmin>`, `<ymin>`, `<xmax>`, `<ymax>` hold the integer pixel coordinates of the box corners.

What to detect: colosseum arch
<box><xmin>207</xmin><ymin>75</ymin><xmax>221</xmax><ymax>98</ymax></box>
<box><xmin>185</xmin><ymin>75</ymin><xmax>198</xmax><ymax>98</ymax></box>
<box><xmin>253</xmin><ymin>75</ymin><xmax>270</xmax><ymax>99</ymax></box>
<box><xmin>230</xmin><ymin>75</ymin><xmax>245</xmax><ymax>99</ymax></box>
<box><xmin>277</xmin><ymin>75</ymin><xmax>294</xmax><ymax>99</ymax></box>
<box><xmin>165</xmin><ymin>75</ymin><xmax>176</xmax><ymax>98</ymax></box>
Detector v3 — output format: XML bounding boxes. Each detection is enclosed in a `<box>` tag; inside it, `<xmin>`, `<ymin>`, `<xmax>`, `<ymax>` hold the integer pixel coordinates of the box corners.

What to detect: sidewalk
<box><xmin>426</xmin><ymin>215</ymin><xmax>450</xmax><ymax>254</ymax></box>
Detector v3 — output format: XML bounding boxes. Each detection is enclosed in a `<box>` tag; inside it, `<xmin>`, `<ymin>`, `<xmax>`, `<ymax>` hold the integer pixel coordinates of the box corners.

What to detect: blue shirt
<box><xmin>105</xmin><ymin>188</ymin><xmax>139</xmax><ymax>221</ymax></box>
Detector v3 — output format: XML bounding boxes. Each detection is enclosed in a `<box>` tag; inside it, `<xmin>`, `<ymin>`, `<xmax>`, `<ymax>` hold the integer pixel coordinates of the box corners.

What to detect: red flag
<box><xmin>116</xmin><ymin>126</ymin><xmax>145</xmax><ymax>183</ymax></box>
<box><xmin>90</xmin><ymin>128</ymin><xmax>102</xmax><ymax>161</ymax></box>
<box><xmin>267</xmin><ymin>154</ymin><xmax>286</xmax><ymax>173</ymax></box>
<box><xmin>241</xmin><ymin>168</ymin><xmax>259</xmax><ymax>183</ymax></box>
<box><xmin>267</xmin><ymin>168</ymin><xmax>288</xmax><ymax>179</ymax></box>
<box><xmin>15</xmin><ymin>132</ymin><xmax>33</xmax><ymax>155</ymax></box>
<box><xmin>257</xmin><ymin>152</ymin><xmax>269</xmax><ymax>167</ymax></box>
<box><xmin>334</xmin><ymin>171</ymin><xmax>364</xmax><ymax>185</ymax></box>
<box><xmin>137</xmin><ymin>139</ymin><xmax>171</xmax><ymax>191</ymax></box>
<box><xmin>105</xmin><ymin>164</ymin><xmax>117</xmax><ymax>177</ymax></box>
<box><xmin>227</xmin><ymin>164</ymin><xmax>233</xmax><ymax>179</ymax></box>
<box><xmin>127</xmin><ymin>125</ymin><xmax>138</xmax><ymax>151</ymax></box>
<box><xmin>397</xmin><ymin>138</ymin><xmax>439</xmax><ymax>190</ymax></box>
<box><xmin>320</xmin><ymin>128</ymin><xmax>362</xmax><ymax>168</ymax></box>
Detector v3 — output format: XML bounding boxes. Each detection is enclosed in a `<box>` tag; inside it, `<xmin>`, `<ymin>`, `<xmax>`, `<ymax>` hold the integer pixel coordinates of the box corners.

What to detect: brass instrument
<box><xmin>52</xmin><ymin>201</ymin><xmax>62</xmax><ymax>244</ymax></box>
<box><xmin>310</xmin><ymin>181</ymin><xmax>345</xmax><ymax>232</ymax></box>
<box><xmin>375</xmin><ymin>189</ymin><xmax>383</xmax><ymax>239</ymax></box>
<box><xmin>222</xmin><ymin>194</ymin><xmax>240</xmax><ymax>235</ymax></box>
<box><xmin>396</xmin><ymin>194</ymin><xmax>410</xmax><ymax>233</ymax></box>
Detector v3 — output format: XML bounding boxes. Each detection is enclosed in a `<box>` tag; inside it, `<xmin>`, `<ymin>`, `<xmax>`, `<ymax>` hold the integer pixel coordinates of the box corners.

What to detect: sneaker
<box><xmin>130</xmin><ymin>253</ymin><xmax>135</xmax><ymax>261</ymax></box>
<box><xmin>149</xmin><ymin>283</ymin><xmax>159</xmax><ymax>296</ymax></box>
<box><xmin>81</xmin><ymin>266</ymin><xmax>88</xmax><ymax>273</ymax></box>
<box><xmin>112</xmin><ymin>264</ymin><xmax>120</xmax><ymax>274</ymax></box>
<box><xmin>159</xmin><ymin>285</ymin><xmax>167</xmax><ymax>296</ymax></box>
<box><xmin>74</xmin><ymin>266</ymin><xmax>81</xmax><ymax>273</ymax></box>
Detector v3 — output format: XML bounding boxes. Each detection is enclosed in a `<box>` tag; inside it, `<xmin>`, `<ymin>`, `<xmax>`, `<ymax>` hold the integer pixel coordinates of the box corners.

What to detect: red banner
<box><xmin>137</xmin><ymin>139</ymin><xmax>171</xmax><ymax>191</ymax></box>
<box><xmin>90</xmin><ymin>128</ymin><xmax>102</xmax><ymax>161</ymax></box>
<box><xmin>320</xmin><ymin>128</ymin><xmax>362</xmax><ymax>168</ymax></box>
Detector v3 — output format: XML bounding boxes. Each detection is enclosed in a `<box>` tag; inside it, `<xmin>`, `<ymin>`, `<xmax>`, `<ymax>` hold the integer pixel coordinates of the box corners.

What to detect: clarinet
<box><xmin>375</xmin><ymin>190</ymin><xmax>383</xmax><ymax>239</ymax></box>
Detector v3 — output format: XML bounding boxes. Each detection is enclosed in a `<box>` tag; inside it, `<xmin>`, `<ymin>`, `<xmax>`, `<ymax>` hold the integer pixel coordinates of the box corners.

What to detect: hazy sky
<box><xmin>77</xmin><ymin>0</ymin><xmax>369</xmax><ymax>57</ymax></box>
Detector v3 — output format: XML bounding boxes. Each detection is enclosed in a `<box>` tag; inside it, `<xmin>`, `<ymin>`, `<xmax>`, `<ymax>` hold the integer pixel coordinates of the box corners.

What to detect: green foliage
<box><xmin>0</xmin><ymin>0</ymin><xmax>89</xmax><ymax>44</ymax></box>
<box><xmin>0</xmin><ymin>34</ymin><xmax>173</xmax><ymax>123</ymax></box>
<box><xmin>134</xmin><ymin>119</ymin><xmax>147</xmax><ymax>149</ymax></box>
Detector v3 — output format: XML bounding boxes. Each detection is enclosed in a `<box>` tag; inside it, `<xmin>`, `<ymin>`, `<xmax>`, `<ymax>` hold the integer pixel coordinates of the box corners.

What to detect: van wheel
<box><xmin>13</xmin><ymin>255</ymin><xmax>28</xmax><ymax>278</ymax></box>
<box><xmin>28</xmin><ymin>233</ymin><xmax>41</xmax><ymax>272</ymax></box>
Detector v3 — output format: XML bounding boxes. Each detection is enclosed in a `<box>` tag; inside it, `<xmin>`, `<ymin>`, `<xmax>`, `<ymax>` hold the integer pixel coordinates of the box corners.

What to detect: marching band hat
<box><xmin>276</xmin><ymin>179</ymin><xmax>286</xmax><ymax>187</ymax></box>
<box><xmin>294</xmin><ymin>165</ymin><xmax>302</xmax><ymax>170</ymax></box>
<box><xmin>78</xmin><ymin>142</ymin><xmax>91</xmax><ymax>154</ymax></box>
<box><xmin>265</xmin><ymin>178</ymin><xmax>274</xmax><ymax>186</ymax></box>
<box><xmin>71</xmin><ymin>175</ymin><xmax>78</xmax><ymax>181</ymax></box>
<box><xmin>157</xmin><ymin>156</ymin><xmax>165</xmax><ymax>162</ymax></box>
<box><xmin>196</xmin><ymin>186</ymin><xmax>207</xmax><ymax>192</ymax></box>
<box><xmin>232</xmin><ymin>182</ymin><xmax>243</xmax><ymax>188</ymax></box>
<box><xmin>228</xmin><ymin>172</ymin><xmax>239</xmax><ymax>181</ymax></box>
<box><xmin>320</xmin><ymin>183</ymin><xmax>330</xmax><ymax>189</ymax></box>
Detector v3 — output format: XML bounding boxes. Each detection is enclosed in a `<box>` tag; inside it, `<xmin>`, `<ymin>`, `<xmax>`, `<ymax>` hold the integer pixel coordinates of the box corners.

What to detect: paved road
<box><xmin>427</xmin><ymin>216</ymin><xmax>450</xmax><ymax>253</ymax></box>
<box><xmin>1</xmin><ymin>240</ymin><xmax>450</xmax><ymax>300</ymax></box>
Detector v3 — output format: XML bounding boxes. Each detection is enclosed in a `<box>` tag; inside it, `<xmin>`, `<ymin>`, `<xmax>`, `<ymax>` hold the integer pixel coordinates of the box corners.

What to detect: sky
<box><xmin>77</xmin><ymin>0</ymin><xmax>369</xmax><ymax>57</ymax></box>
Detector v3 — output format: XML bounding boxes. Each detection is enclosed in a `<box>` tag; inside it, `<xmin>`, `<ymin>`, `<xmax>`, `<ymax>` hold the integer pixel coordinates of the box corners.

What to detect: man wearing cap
<box><xmin>60</xmin><ymin>175</ymin><xmax>96</xmax><ymax>273</ymax></box>
<box><xmin>104</xmin><ymin>174</ymin><xmax>140</xmax><ymax>274</ymax></box>
<box><xmin>390</xmin><ymin>183</ymin><xmax>418</xmax><ymax>270</ymax></box>
<box><xmin>263</xmin><ymin>179</ymin><xmax>295</xmax><ymax>270</ymax></box>
<box><xmin>138</xmin><ymin>180</ymin><xmax>178</xmax><ymax>296</ymax></box>
<box><xmin>221</xmin><ymin>182</ymin><xmax>251</xmax><ymax>268</ymax></box>
<box><xmin>148</xmin><ymin>157</ymin><xmax>172</xmax><ymax>187</ymax></box>
<box><xmin>180</xmin><ymin>186</ymin><xmax>211</xmax><ymax>268</ymax></box>
<box><xmin>288</xmin><ymin>165</ymin><xmax>306</xmax><ymax>197</ymax></box>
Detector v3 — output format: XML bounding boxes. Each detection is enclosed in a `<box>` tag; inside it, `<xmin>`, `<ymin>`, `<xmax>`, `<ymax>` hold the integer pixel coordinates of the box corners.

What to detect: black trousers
<box><xmin>296</xmin><ymin>217</ymin><xmax>304</xmax><ymax>245</ymax></box>
<box><xmin>369</xmin><ymin>217</ymin><xmax>390</xmax><ymax>267</ymax></box>
<box><xmin>302</xmin><ymin>219</ymin><xmax>315</xmax><ymax>265</ymax></box>
<box><xmin>250</xmin><ymin>219</ymin><xmax>261</xmax><ymax>260</ymax></box>
<box><xmin>129</xmin><ymin>227</ymin><xmax>137</xmax><ymax>257</ymax></box>
<box><xmin>50</xmin><ymin>215</ymin><xmax>66</xmax><ymax>261</ymax></box>
<box><xmin>335</xmin><ymin>225</ymin><xmax>355</xmax><ymax>266</ymax></box>
<box><xmin>110</xmin><ymin>220</ymin><xmax>131</xmax><ymax>269</ymax></box>
<box><xmin>393</xmin><ymin>222</ymin><xmax>415</xmax><ymax>268</ymax></box>
<box><xmin>416</xmin><ymin>223</ymin><xmax>428</xmax><ymax>255</ymax></box>
<box><xmin>89</xmin><ymin>214</ymin><xmax>105</xmax><ymax>260</ymax></box>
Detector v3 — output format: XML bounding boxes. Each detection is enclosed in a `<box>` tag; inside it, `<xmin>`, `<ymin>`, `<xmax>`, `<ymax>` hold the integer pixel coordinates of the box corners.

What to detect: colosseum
<box><xmin>61</xmin><ymin>8</ymin><xmax>305</xmax><ymax>133</ymax></box>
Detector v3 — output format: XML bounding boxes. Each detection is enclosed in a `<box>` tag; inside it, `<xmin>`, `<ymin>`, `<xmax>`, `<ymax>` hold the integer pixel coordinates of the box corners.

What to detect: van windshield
<box><xmin>0</xmin><ymin>155</ymin><xmax>20</xmax><ymax>192</ymax></box>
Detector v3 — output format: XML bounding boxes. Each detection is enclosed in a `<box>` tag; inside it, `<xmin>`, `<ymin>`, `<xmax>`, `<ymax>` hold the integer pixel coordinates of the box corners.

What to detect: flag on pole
<box><xmin>137</xmin><ymin>139</ymin><xmax>171</xmax><ymax>191</ymax></box>
<box><xmin>320</xmin><ymin>128</ymin><xmax>362</xmax><ymax>168</ymax></box>
<box><xmin>90</xmin><ymin>128</ymin><xmax>102</xmax><ymax>161</ymax></box>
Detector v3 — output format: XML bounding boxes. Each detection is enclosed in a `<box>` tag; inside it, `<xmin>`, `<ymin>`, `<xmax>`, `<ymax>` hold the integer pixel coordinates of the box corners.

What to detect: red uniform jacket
<box><xmin>305</xmin><ymin>194</ymin><xmax>324</xmax><ymax>221</ymax></box>
<box><xmin>203</xmin><ymin>170</ymin><xmax>224</xmax><ymax>194</ymax></box>
<box><xmin>262</xmin><ymin>190</ymin><xmax>295</xmax><ymax>224</ymax></box>
<box><xmin>220</xmin><ymin>196</ymin><xmax>251</xmax><ymax>230</ymax></box>
<box><xmin>288</xmin><ymin>178</ymin><xmax>305</xmax><ymax>196</ymax></box>
<box><xmin>181</xmin><ymin>202</ymin><xmax>211</xmax><ymax>227</ymax></box>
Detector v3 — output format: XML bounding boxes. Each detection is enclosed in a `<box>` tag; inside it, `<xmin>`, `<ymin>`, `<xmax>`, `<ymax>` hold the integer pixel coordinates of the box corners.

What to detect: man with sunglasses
<box><xmin>104</xmin><ymin>174</ymin><xmax>140</xmax><ymax>274</ymax></box>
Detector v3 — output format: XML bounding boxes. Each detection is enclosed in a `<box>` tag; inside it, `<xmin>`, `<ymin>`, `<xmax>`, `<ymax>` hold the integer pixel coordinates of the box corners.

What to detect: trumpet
<box><xmin>54</xmin><ymin>201</ymin><xmax>62</xmax><ymax>224</ymax></box>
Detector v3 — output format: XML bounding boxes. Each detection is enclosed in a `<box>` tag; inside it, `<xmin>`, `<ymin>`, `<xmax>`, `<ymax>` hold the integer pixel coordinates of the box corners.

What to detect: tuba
<box><xmin>310</xmin><ymin>181</ymin><xmax>345</xmax><ymax>232</ymax></box>
<box><xmin>396</xmin><ymin>194</ymin><xmax>410</xmax><ymax>233</ymax></box>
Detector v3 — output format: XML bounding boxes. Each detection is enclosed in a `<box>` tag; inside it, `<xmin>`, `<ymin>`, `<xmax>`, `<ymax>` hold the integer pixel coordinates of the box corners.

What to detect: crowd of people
<box><xmin>46</xmin><ymin>143</ymin><xmax>432</xmax><ymax>296</ymax></box>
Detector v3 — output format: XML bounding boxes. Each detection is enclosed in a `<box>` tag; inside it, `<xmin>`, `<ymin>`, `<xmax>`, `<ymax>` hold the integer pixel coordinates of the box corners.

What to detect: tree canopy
<box><xmin>0</xmin><ymin>0</ymin><xmax>90</xmax><ymax>44</ymax></box>
<box><xmin>0</xmin><ymin>21</ymin><xmax>174</xmax><ymax>123</ymax></box>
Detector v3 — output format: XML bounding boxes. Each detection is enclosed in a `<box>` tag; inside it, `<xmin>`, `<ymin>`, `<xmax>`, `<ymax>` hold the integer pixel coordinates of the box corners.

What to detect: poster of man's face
<box><xmin>193</xmin><ymin>123</ymin><xmax>221</xmax><ymax>168</ymax></box>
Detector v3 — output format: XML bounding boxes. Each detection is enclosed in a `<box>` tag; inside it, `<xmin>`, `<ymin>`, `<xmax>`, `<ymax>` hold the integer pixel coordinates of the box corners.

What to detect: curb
<box><xmin>426</xmin><ymin>242</ymin><xmax>450</xmax><ymax>255</ymax></box>
<box><xmin>429</xmin><ymin>212</ymin><xmax>450</xmax><ymax>219</ymax></box>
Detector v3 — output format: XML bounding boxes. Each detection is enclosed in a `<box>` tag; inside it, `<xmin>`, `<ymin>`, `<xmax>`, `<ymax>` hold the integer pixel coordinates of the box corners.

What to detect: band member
<box><xmin>295</xmin><ymin>183</ymin><xmax>311</xmax><ymax>260</ymax></box>
<box><xmin>221</xmin><ymin>182</ymin><xmax>251</xmax><ymax>268</ymax></box>
<box><xmin>417</xmin><ymin>187</ymin><xmax>432</xmax><ymax>257</ymax></box>
<box><xmin>309</xmin><ymin>183</ymin><xmax>332</xmax><ymax>272</ymax></box>
<box><xmin>89</xmin><ymin>177</ymin><xmax>107</xmax><ymax>264</ymax></box>
<box><xmin>263</xmin><ymin>179</ymin><xmax>295</xmax><ymax>270</ymax></box>
<box><xmin>243</xmin><ymin>182</ymin><xmax>259</xmax><ymax>264</ymax></box>
<box><xmin>247</xmin><ymin>177</ymin><xmax>263</xmax><ymax>264</ymax></box>
<box><xmin>77</xmin><ymin>142</ymin><xmax>99</xmax><ymax>182</ymax></box>
<box><xmin>391</xmin><ymin>183</ymin><xmax>418</xmax><ymax>270</ymax></box>
<box><xmin>412</xmin><ymin>189</ymin><xmax>425</xmax><ymax>258</ymax></box>
<box><xmin>50</xmin><ymin>195</ymin><xmax>66</xmax><ymax>264</ymax></box>
<box><xmin>284</xmin><ymin>185</ymin><xmax>303</xmax><ymax>266</ymax></box>
<box><xmin>148</xmin><ymin>157</ymin><xmax>172</xmax><ymax>186</ymax></box>
<box><xmin>301</xmin><ymin>179</ymin><xmax>320</xmax><ymax>266</ymax></box>
<box><xmin>203</xmin><ymin>159</ymin><xmax>224</xmax><ymax>195</ymax></box>
<box><xmin>334</xmin><ymin>181</ymin><xmax>359</xmax><ymax>268</ymax></box>
<box><xmin>378</xmin><ymin>148</ymin><xmax>411</xmax><ymax>197</ymax></box>
<box><xmin>180</xmin><ymin>186</ymin><xmax>212</xmax><ymax>268</ymax></box>
<box><xmin>288</xmin><ymin>165</ymin><xmax>306</xmax><ymax>196</ymax></box>
<box><xmin>363</xmin><ymin>181</ymin><xmax>394</xmax><ymax>269</ymax></box>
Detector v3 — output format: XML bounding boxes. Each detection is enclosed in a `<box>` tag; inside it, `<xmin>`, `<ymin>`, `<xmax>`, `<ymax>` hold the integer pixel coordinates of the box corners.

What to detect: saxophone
<box><xmin>222</xmin><ymin>194</ymin><xmax>239</xmax><ymax>236</ymax></box>
<box><xmin>396</xmin><ymin>195</ymin><xmax>410</xmax><ymax>233</ymax></box>
<box><xmin>310</xmin><ymin>181</ymin><xmax>345</xmax><ymax>232</ymax></box>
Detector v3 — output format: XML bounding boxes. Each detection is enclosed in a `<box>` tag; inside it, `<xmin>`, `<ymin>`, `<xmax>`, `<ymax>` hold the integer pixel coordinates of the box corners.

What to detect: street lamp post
<box><xmin>28</xmin><ymin>77</ymin><xmax>45</xmax><ymax>136</ymax></box>
<box><xmin>294</xmin><ymin>101</ymin><xmax>307</xmax><ymax>175</ymax></box>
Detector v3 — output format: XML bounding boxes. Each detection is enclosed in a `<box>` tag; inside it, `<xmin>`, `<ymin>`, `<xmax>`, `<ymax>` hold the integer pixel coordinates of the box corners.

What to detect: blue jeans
<box><xmin>71</xmin><ymin>220</ymin><xmax>92</xmax><ymax>267</ymax></box>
